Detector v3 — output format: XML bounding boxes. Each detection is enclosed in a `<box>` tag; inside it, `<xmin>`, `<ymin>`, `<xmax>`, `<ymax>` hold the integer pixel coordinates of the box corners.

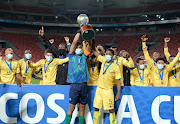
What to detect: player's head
<box><xmin>4</xmin><ymin>48</ymin><xmax>13</xmax><ymax>60</ymax></box>
<box><xmin>153</xmin><ymin>52</ymin><xmax>160</xmax><ymax>61</ymax></box>
<box><xmin>75</xmin><ymin>42</ymin><xmax>83</xmax><ymax>56</ymax></box>
<box><xmin>44</xmin><ymin>49</ymin><xmax>53</xmax><ymax>62</ymax></box>
<box><xmin>136</xmin><ymin>58</ymin><xmax>145</xmax><ymax>70</ymax></box>
<box><xmin>24</xmin><ymin>50</ymin><xmax>32</xmax><ymax>60</ymax></box>
<box><xmin>97</xmin><ymin>44</ymin><xmax>105</xmax><ymax>56</ymax></box>
<box><xmin>0</xmin><ymin>52</ymin><xmax>2</xmax><ymax>60</ymax></box>
<box><xmin>111</xmin><ymin>46</ymin><xmax>118</xmax><ymax>55</ymax></box>
<box><xmin>169</xmin><ymin>55</ymin><xmax>176</xmax><ymax>63</ymax></box>
<box><xmin>58</xmin><ymin>43</ymin><xmax>67</xmax><ymax>55</ymax></box>
<box><xmin>156</xmin><ymin>57</ymin><xmax>166</xmax><ymax>70</ymax></box>
<box><xmin>105</xmin><ymin>48</ymin><xmax>114</xmax><ymax>63</ymax></box>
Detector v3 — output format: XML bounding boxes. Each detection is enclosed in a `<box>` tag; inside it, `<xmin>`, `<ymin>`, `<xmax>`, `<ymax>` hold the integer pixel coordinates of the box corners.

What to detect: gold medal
<box><xmin>44</xmin><ymin>73</ymin><xmax>47</xmax><ymax>76</ymax></box>
<box><xmin>161</xmin><ymin>81</ymin><xmax>163</xmax><ymax>84</ymax></box>
<box><xmin>78</xmin><ymin>65</ymin><xmax>80</xmax><ymax>68</ymax></box>
<box><xmin>175</xmin><ymin>78</ymin><xmax>177</xmax><ymax>81</ymax></box>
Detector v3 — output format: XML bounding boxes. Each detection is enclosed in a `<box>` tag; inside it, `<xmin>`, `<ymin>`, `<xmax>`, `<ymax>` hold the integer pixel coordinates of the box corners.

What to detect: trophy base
<box><xmin>81</xmin><ymin>25</ymin><xmax>95</xmax><ymax>41</ymax></box>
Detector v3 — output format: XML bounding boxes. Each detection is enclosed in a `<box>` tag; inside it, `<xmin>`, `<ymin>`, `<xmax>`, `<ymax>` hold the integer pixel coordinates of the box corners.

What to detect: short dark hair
<box><xmin>136</xmin><ymin>58</ymin><xmax>144</xmax><ymax>63</ymax></box>
<box><xmin>155</xmin><ymin>57</ymin><xmax>166</xmax><ymax>63</ymax></box>
<box><xmin>111</xmin><ymin>46</ymin><xmax>118</xmax><ymax>51</ymax></box>
<box><xmin>45</xmin><ymin>49</ymin><xmax>53</xmax><ymax>55</ymax></box>
<box><xmin>76</xmin><ymin>42</ymin><xmax>82</xmax><ymax>47</ymax></box>
<box><xmin>169</xmin><ymin>55</ymin><xmax>176</xmax><ymax>59</ymax></box>
<box><xmin>106</xmin><ymin>48</ymin><xmax>114</xmax><ymax>55</ymax></box>
<box><xmin>3</xmin><ymin>48</ymin><xmax>12</xmax><ymax>55</ymax></box>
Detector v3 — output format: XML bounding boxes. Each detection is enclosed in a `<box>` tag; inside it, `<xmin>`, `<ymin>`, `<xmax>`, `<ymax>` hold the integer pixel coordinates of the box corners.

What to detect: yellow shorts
<box><xmin>93</xmin><ymin>87</ymin><xmax>114</xmax><ymax>110</ymax></box>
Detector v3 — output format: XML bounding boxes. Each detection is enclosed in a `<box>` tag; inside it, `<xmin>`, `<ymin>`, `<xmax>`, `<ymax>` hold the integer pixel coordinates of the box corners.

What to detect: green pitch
<box><xmin>32</xmin><ymin>73</ymin><xmax>41</xmax><ymax>84</ymax></box>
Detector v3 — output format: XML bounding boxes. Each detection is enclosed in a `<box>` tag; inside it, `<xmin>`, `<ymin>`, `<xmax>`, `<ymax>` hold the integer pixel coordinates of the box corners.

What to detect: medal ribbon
<box><xmin>137</xmin><ymin>67</ymin><xmax>144</xmax><ymax>82</ymax></box>
<box><xmin>103</xmin><ymin>61</ymin><xmax>113</xmax><ymax>75</ymax></box>
<box><xmin>5</xmin><ymin>59</ymin><xmax>12</xmax><ymax>71</ymax></box>
<box><xmin>24</xmin><ymin>58</ymin><xmax>29</xmax><ymax>73</ymax></box>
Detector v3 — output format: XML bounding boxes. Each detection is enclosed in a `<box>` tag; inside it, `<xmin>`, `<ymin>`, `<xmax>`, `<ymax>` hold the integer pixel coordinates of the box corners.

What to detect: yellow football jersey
<box><xmin>113</xmin><ymin>56</ymin><xmax>134</xmax><ymax>86</ymax></box>
<box><xmin>87</xmin><ymin>57</ymin><xmax>99</xmax><ymax>86</ymax></box>
<box><xmin>29</xmin><ymin>58</ymin><xmax>69</xmax><ymax>85</ymax></box>
<box><xmin>130</xmin><ymin>67</ymin><xmax>151</xmax><ymax>86</ymax></box>
<box><xmin>0</xmin><ymin>59</ymin><xmax>20</xmax><ymax>84</ymax></box>
<box><xmin>168</xmin><ymin>64</ymin><xmax>180</xmax><ymax>86</ymax></box>
<box><xmin>144</xmin><ymin>50</ymin><xmax>180</xmax><ymax>86</ymax></box>
<box><xmin>96</xmin><ymin>55</ymin><xmax>121</xmax><ymax>89</ymax></box>
<box><xmin>18</xmin><ymin>58</ymin><xmax>35</xmax><ymax>84</ymax></box>
<box><xmin>164</xmin><ymin>47</ymin><xmax>171</xmax><ymax>62</ymax></box>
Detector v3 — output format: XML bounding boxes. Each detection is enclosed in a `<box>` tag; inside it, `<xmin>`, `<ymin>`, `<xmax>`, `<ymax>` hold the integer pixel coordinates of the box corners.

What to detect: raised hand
<box><xmin>164</xmin><ymin>37</ymin><xmax>170</xmax><ymax>43</ymax></box>
<box><xmin>64</xmin><ymin>36</ymin><xmax>70</xmax><ymax>44</ymax></box>
<box><xmin>49</xmin><ymin>39</ymin><xmax>54</xmax><ymax>44</ymax></box>
<box><xmin>39</xmin><ymin>26</ymin><xmax>44</xmax><ymax>37</ymax></box>
<box><xmin>141</xmin><ymin>35</ymin><xmax>148</xmax><ymax>42</ymax></box>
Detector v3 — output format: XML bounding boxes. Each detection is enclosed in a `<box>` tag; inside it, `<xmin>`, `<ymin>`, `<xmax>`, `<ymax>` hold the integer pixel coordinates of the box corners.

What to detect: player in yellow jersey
<box><xmin>164</xmin><ymin>37</ymin><xmax>180</xmax><ymax>86</ymax></box>
<box><xmin>92</xmin><ymin>48</ymin><xmax>121</xmax><ymax>124</ymax></box>
<box><xmin>87</xmin><ymin>53</ymin><xmax>99</xmax><ymax>85</ymax></box>
<box><xmin>18</xmin><ymin>50</ymin><xmax>42</xmax><ymax>84</ymax></box>
<box><xmin>27</xmin><ymin>49</ymin><xmax>69</xmax><ymax>85</ymax></box>
<box><xmin>111</xmin><ymin>46</ymin><xmax>134</xmax><ymax>86</ymax></box>
<box><xmin>0</xmin><ymin>48</ymin><xmax>25</xmax><ymax>86</ymax></box>
<box><xmin>130</xmin><ymin>58</ymin><xmax>151</xmax><ymax>86</ymax></box>
<box><xmin>143</xmin><ymin>46</ymin><xmax>180</xmax><ymax>86</ymax></box>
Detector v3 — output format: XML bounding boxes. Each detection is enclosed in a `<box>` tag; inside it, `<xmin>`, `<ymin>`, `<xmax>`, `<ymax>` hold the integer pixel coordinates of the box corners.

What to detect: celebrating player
<box><xmin>65</xmin><ymin>32</ymin><xmax>91</xmax><ymax>124</ymax></box>
<box><xmin>164</xmin><ymin>37</ymin><xmax>180</xmax><ymax>86</ymax></box>
<box><xmin>92</xmin><ymin>48</ymin><xmax>121</xmax><ymax>124</ymax></box>
<box><xmin>143</xmin><ymin>46</ymin><xmax>180</xmax><ymax>86</ymax></box>
<box><xmin>27</xmin><ymin>49</ymin><xmax>69</xmax><ymax>85</ymax></box>
<box><xmin>130</xmin><ymin>58</ymin><xmax>151</xmax><ymax>86</ymax></box>
<box><xmin>0</xmin><ymin>48</ymin><xmax>25</xmax><ymax>86</ymax></box>
<box><xmin>18</xmin><ymin>50</ymin><xmax>42</xmax><ymax>84</ymax></box>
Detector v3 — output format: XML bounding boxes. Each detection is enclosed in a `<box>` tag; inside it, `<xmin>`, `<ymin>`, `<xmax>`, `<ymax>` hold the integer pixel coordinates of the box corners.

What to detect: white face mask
<box><xmin>0</xmin><ymin>57</ymin><xmax>2</xmax><ymax>60</ymax></box>
<box><xmin>139</xmin><ymin>64</ymin><xmax>145</xmax><ymax>70</ymax></box>
<box><xmin>7</xmin><ymin>54</ymin><xmax>13</xmax><ymax>59</ymax></box>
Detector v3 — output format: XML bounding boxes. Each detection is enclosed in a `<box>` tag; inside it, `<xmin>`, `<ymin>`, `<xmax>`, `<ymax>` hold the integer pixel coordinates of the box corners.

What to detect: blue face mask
<box><xmin>7</xmin><ymin>54</ymin><xmax>13</xmax><ymax>59</ymax></box>
<box><xmin>105</xmin><ymin>55</ymin><xmax>112</xmax><ymax>62</ymax></box>
<box><xmin>46</xmin><ymin>56</ymin><xmax>53</xmax><ymax>62</ymax></box>
<box><xmin>157</xmin><ymin>64</ymin><xmax>164</xmax><ymax>70</ymax></box>
<box><xmin>0</xmin><ymin>57</ymin><xmax>2</xmax><ymax>60</ymax></box>
<box><xmin>25</xmin><ymin>54</ymin><xmax>32</xmax><ymax>60</ymax></box>
<box><xmin>75</xmin><ymin>48</ymin><xmax>82</xmax><ymax>55</ymax></box>
<box><xmin>113</xmin><ymin>55</ymin><xmax>116</xmax><ymax>59</ymax></box>
<box><xmin>139</xmin><ymin>64</ymin><xmax>145</xmax><ymax>70</ymax></box>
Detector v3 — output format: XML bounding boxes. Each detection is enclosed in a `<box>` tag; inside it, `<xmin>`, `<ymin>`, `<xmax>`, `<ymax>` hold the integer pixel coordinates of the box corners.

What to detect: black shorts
<box><xmin>69</xmin><ymin>83</ymin><xmax>88</xmax><ymax>105</ymax></box>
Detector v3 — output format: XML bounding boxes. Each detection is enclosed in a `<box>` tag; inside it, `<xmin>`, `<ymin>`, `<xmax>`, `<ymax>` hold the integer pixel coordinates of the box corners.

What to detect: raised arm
<box><xmin>69</xmin><ymin>33</ymin><xmax>81</xmax><ymax>54</ymax></box>
<box><xmin>143</xmin><ymin>46</ymin><xmax>154</xmax><ymax>68</ymax></box>
<box><xmin>141</xmin><ymin>35</ymin><xmax>154</xmax><ymax>66</ymax></box>
<box><xmin>64</xmin><ymin>36</ymin><xmax>71</xmax><ymax>52</ymax></box>
<box><xmin>166</xmin><ymin>48</ymin><xmax>180</xmax><ymax>71</ymax></box>
<box><xmin>38</xmin><ymin>26</ymin><xmax>59</xmax><ymax>58</ymax></box>
<box><xmin>164</xmin><ymin>37</ymin><xmax>171</xmax><ymax>62</ymax></box>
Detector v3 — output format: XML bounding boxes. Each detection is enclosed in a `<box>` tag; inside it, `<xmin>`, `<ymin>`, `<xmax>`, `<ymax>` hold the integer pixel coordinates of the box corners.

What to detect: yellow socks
<box><xmin>93</xmin><ymin>111</ymin><xmax>99</xmax><ymax>124</ymax></box>
<box><xmin>110</xmin><ymin>112</ymin><xmax>115</xmax><ymax>124</ymax></box>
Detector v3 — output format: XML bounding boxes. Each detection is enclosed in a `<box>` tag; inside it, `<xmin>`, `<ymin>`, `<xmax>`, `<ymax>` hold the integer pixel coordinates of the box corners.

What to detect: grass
<box><xmin>32</xmin><ymin>73</ymin><xmax>41</xmax><ymax>84</ymax></box>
